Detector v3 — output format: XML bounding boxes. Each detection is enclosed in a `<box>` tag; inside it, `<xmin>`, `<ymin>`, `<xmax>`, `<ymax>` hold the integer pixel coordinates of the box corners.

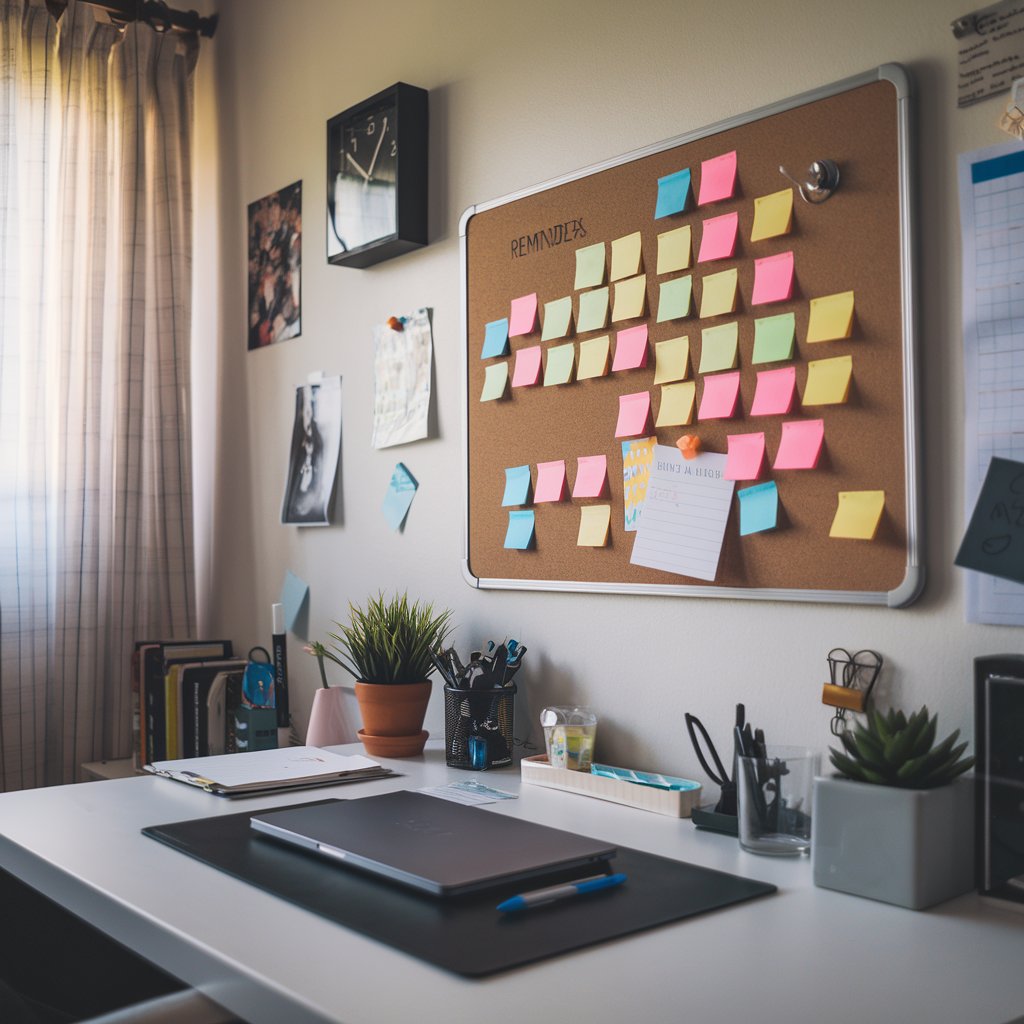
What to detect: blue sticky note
<box><xmin>655</xmin><ymin>168</ymin><xmax>691</xmax><ymax>219</ymax></box>
<box><xmin>481</xmin><ymin>318</ymin><xmax>510</xmax><ymax>359</ymax></box>
<box><xmin>738</xmin><ymin>481</ymin><xmax>778</xmax><ymax>536</ymax></box>
<box><xmin>504</xmin><ymin>510</ymin><xmax>535</xmax><ymax>550</ymax></box>
<box><xmin>280</xmin><ymin>570</ymin><xmax>309</xmax><ymax>632</ymax></box>
<box><xmin>502</xmin><ymin>465</ymin><xmax>532</xmax><ymax>506</ymax></box>
<box><xmin>382</xmin><ymin>463</ymin><xmax>418</xmax><ymax>530</ymax></box>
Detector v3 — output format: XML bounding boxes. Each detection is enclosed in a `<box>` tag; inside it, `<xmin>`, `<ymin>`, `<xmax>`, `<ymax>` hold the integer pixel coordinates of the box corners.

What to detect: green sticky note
<box><xmin>699</xmin><ymin>322</ymin><xmax>739</xmax><ymax>374</ymax></box>
<box><xmin>577</xmin><ymin>335</ymin><xmax>610</xmax><ymax>379</ymax></box>
<box><xmin>480</xmin><ymin>360</ymin><xmax>509</xmax><ymax>401</ymax></box>
<box><xmin>541</xmin><ymin>296</ymin><xmax>573</xmax><ymax>342</ymax></box>
<box><xmin>752</xmin><ymin>313</ymin><xmax>796</xmax><ymax>364</ymax></box>
<box><xmin>575</xmin><ymin>242</ymin><xmax>606</xmax><ymax>290</ymax></box>
<box><xmin>956</xmin><ymin>456</ymin><xmax>1024</xmax><ymax>583</ymax></box>
<box><xmin>656</xmin><ymin>275</ymin><xmax>692</xmax><ymax>323</ymax></box>
<box><xmin>543</xmin><ymin>342</ymin><xmax>576</xmax><ymax>385</ymax></box>
<box><xmin>577</xmin><ymin>287</ymin><xmax>610</xmax><ymax>333</ymax></box>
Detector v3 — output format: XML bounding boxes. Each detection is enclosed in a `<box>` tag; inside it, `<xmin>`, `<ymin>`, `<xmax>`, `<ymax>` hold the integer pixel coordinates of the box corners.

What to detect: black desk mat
<box><xmin>143</xmin><ymin>799</ymin><xmax>776</xmax><ymax>977</ymax></box>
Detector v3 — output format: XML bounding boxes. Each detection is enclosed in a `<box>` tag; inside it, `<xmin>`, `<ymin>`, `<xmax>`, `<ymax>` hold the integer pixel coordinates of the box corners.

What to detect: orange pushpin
<box><xmin>676</xmin><ymin>434</ymin><xmax>701</xmax><ymax>460</ymax></box>
<box><xmin>387</xmin><ymin>316</ymin><xmax>404</xmax><ymax>331</ymax></box>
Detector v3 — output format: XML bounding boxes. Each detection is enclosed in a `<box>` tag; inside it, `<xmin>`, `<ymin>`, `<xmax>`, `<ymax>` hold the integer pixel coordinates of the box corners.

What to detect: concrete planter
<box><xmin>811</xmin><ymin>774</ymin><xmax>974</xmax><ymax>910</ymax></box>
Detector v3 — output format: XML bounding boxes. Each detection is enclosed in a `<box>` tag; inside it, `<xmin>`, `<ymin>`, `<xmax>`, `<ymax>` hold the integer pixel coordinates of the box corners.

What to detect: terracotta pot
<box><xmin>354</xmin><ymin>680</ymin><xmax>431</xmax><ymax>757</ymax></box>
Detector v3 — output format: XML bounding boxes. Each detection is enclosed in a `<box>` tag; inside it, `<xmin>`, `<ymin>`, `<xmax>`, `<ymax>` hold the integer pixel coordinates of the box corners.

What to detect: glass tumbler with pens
<box><xmin>736</xmin><ymin>733</ymin><xmax>818</xmax><ymax>856</ymax></box>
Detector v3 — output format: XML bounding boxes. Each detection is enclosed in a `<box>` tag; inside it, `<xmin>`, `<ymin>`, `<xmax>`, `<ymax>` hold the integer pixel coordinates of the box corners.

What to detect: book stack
<box><xmin>131</xmin><ymin>640</ymin><xmax>249</xmax><ymax>767</ymax></box>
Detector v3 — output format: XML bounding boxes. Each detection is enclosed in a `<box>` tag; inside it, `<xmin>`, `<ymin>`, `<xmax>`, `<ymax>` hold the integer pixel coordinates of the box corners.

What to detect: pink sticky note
<box><xmin>534</xmin><ymin>460</ymin><xmax>567</xmax><ymax>502</ymax></box>
<box><xmin>725</xmin><ymin>432</ymin><xmax>765</xmax><ymax>481</ymax></box>
<box><xmin>615</xmin><ymin>391</ymin><xmax>652</xmax><ymax>438</ymax></box>
<box><xmin>750</xmin><ymin>366</ymin><xmax>797</xmax><ymax>416</ymax></box>
<box><xmin>697</xmin><ymin>212</ymin><xmax>739</xmax><ymax>263</ymax></box>
<box><xmin>698</xmin><ymin>151</ymin><xmax>738</xmax><ymax>205</ymax></box>
<box><xmin>697</xmin><ymin>371</ymin><xmax>741</xmax><ymax>420</ymax></box>
<box><xmin>611</xmin><ymin>325</ymin><xmax>649</xmax><ymax>371</ymax></box>
<box><xmin>509</xmin><ymin>293</ymin><xmax>538</xmax><ymax>336</ymax></box>
<box><xmin>511</xmin><ymin>345</ymin><xmax>542</xmax><ymax>387</ymax></box>
<box><xmin>773</xmin><ymin>419</ymin><xmax>825</xmax><ymax>470</ymax></box>
<box><xmin>573</xmin><ymin>454</ymin><xmax>608</xmax><ymax>498</ymax></box>
<box><xmin>751</xmin><ymin>251</ymin><xmax>794</xmax><ymax>305</ymax></box>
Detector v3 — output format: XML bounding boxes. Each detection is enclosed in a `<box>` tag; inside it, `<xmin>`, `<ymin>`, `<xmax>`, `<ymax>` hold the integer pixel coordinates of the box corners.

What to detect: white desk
<box><xmin>1</xmin><ymin>742</ymin><xmax>1021</xmax><ymax>1024</ymax></box>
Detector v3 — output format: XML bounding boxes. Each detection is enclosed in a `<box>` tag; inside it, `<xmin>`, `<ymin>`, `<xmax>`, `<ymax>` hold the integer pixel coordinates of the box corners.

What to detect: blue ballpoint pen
<box><xmin>496</xmin><ymin>872</ymin><xmax>627</xmax><ymax>913</ymax></box>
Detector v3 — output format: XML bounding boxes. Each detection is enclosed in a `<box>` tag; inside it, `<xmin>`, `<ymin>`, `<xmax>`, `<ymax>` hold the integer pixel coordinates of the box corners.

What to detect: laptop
<box><xmin>249</xmin><ymin>790</ymin><xmax>617</xmax><ymax>897</ymax></box>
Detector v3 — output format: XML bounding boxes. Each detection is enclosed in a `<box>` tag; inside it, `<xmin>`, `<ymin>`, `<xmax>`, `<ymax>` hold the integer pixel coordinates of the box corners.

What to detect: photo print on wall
<box><xmin>282</xmin><ymin>376</ymin><xmax>342</xmax><ymax>526</ymax></box>
<box><xmin>248</xmin><ymin>180</ymin><xmax>302</xmax><ymax>350</ymax></box>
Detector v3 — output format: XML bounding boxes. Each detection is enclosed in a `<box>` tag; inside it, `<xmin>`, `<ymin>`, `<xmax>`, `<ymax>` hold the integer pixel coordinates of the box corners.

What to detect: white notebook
<box><xmin>144</xmin><ymin>746</ymin><xmax>392</xmax><ymax>795</ymax></box>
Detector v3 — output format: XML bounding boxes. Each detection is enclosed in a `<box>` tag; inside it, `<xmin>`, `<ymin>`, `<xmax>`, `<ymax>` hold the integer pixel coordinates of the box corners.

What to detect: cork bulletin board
<box><xmin>460</xmin><ymin>65</ymin><xmax>922</xmax><ymax>606</ymax></box>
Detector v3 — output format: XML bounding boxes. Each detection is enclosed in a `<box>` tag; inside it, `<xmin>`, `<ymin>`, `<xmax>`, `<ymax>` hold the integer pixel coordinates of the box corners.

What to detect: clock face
<box><xmin>327</xmin><ymin>102</ymin><xmax>398</xmax><ymax>257</ymax></box>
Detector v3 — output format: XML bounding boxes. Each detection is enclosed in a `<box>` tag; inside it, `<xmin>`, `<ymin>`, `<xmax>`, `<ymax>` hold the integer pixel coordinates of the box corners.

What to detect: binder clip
<box><xmin>779</xmin><ymin>159</ymin><xmax>840</xmax><ymax>204</ymax></box>
<box><xmin>822</xmin><ymin>648</ymin><xmax>882</xmax><ymax>736</ymax></box>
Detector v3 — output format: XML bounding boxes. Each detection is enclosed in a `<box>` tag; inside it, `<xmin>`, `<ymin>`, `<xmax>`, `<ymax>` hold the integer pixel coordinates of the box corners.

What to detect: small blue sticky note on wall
<box><xmin>383</xmin><ymin>463</ymin><xmax>418</xmax><ymax>531</ymax></box>
<box><xmin>504</xmin><ymin>510</ymin><xmax>535</xmax><ymax>549</ymax></box>
<box><xmin>481</xmin><ymin>318</ymin><xmax>510</xmax><ymax>359</ymax></box>
<box><xmin>655</xmin><ymin>168</ymin><xmax>691</xmax><ymax>219</ymax></box>
<box><xmin>280</xmin><ymin>570</ymin><xmax>309</xmax><ymax>633</ymax></box>
<box><xmin>502</xmin><ymin>465</ymin><xmax>532</xmax><ymax>506</ymax></box>
<box><xmin>738</xmin><ymin>481</ymin><xmax>778</xmax><ymax>536</ymax></box>
<box><xmin>955</xmin><ymin>456</ymin><xmax>1024</xmax><ymax>584</ymax></box>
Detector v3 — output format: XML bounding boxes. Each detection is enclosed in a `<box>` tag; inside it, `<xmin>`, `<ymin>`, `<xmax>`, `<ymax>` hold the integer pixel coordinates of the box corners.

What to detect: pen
<box><xmin>496</xmin><ymin>872</ymin><xmax>627</xmax><ymax>913</ymax></box>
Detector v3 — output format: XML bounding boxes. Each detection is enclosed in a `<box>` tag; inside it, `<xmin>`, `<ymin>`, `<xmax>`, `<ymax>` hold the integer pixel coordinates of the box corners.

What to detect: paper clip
<box><xmin>822</xmin><ymin>648</ymin><xmax>882</xmax><ymax>735</ymax></box>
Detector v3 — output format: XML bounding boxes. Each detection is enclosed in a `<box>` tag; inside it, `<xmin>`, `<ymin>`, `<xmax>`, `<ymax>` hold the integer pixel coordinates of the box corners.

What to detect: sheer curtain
<box><xmin>0</xmin><ymin>0</ymin><xmax>197</xmax><ymax>789</ymax></box>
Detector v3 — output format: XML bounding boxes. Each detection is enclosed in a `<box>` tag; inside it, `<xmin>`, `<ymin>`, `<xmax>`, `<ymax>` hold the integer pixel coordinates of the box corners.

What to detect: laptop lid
<box><xmin>250</xmin><ymin>790</ymin><xmax>616</xmax><ymax>897</ymax></box>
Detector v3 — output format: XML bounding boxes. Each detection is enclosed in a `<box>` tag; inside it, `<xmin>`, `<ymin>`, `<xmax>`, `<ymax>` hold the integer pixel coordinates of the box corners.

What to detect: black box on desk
<box><xmin>975</xmin><ymin>654</ymin><xmax>1024</xmax><ymax>910</ymax></box>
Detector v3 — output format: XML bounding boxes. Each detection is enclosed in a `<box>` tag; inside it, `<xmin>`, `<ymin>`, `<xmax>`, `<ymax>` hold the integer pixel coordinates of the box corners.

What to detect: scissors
<box><xmin>685</xmin><ymin>705</ymin><xmax>743</xmax><ymax>816</ymax></box>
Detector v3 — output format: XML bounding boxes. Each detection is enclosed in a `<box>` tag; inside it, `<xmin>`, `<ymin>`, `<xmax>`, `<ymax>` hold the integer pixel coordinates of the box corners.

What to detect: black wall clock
<box><xmin>326</xmin><ymin>82</ymin><xmax>428</xmax><ymax>268</ymax></box>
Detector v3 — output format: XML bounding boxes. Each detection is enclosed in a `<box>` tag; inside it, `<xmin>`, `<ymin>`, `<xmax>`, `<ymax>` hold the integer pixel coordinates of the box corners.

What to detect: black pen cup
<box><xmin>444</xmin><ymin>684</ymin><xmax>516</xmax><ymax>770</ymax></box>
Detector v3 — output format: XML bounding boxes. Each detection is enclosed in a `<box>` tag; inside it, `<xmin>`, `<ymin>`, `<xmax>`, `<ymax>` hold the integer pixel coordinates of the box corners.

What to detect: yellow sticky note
<box><xmin>657</xmin><ymin>225</ymin><xmax>692</xmax><ymax>275</ymax></box>
<box><xmin>541</xmin><ymin>296</ymin><xmax>573</xmax><ymax>342</ymax></box>
<box><xmin>802</xmin><ymin>354</ymin><xmax>853</xmax><ymax>405</ymax></box>
<box><xmin>750</xmin><ymin>188</ymin><xmax>794</xmax><ymax>242</ymax></box>
<box><xmin>575</xmin><ymin>242</ymin><xmax>606</xmax><ymax>290</ymax></box>
<box><xmin>655</xmin><ymin>381</ymin><xmax>696</xmax><ymax>426</ymax></box>
<box><xmin>610</xmin><ymin>231</ymin><xmax>643</xmax><ymax>281</ymax></box>
<box><xmin>654</xmin><ymin>336</ymin><xmax>690</xmax><ymax>384</ymax></box>
<box><xmin>830</xmin><ymin>490</ymin><xmax>885</xmax><ymax>540</ymax></box>
<box><xmin>543</xmin><ymin>342</ymin><xmax>575</xmax><ymax>386</ymax></box>
<box><xmin>577</xmin><ymin>286</ymin><xmax>610</xmax><ymax>333</ymax></box>
<box><xmin>807</xmin><ymin>291</ymin><xmax>855</xmax><ymax>343</ymax></box>
<box><xmin>612</xmin><ymin>274</ymin><xmax>647</xmax><ymax>322</ymax></box>
<box><xmin>699</xmin><ymin>268</ymin><xmax>738</xmax><ymax>318</ymax></box>
<box><xmin>480</xmin><ymin>360</ymin><xmax>509</xmax><ymax>402</ymax></box>
<box><xmin>577</xmin><ymin>504</ymin><xmax>612</xmax><ymax>546</ymax></box>
<box><xmin>699</xmin><ymin>322</ymin><xmax>739</xmax><ymax>373</ymax></box>
<box><xmin>577</xmin><ymin>335</ymin><xmax>611</xmax><ymax>379</ymax></box>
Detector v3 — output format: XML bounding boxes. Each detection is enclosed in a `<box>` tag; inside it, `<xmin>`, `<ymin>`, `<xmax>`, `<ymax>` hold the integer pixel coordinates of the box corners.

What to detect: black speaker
<box><xmin>975</xmin><ymin>655</ymin><xmax>1024</xmax><ymax>908</ymax></box>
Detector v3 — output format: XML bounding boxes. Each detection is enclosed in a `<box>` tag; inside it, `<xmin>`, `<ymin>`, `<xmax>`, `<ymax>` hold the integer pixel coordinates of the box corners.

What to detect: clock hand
<box><xmin>365</xmin><ymin>116</ymin><xmax>388</xmax><ymax>181</ymax></box>
<box><xmin>345</xmin><ymin>151</ymin><xmax>371</xmax><ymax>183</ymax></box>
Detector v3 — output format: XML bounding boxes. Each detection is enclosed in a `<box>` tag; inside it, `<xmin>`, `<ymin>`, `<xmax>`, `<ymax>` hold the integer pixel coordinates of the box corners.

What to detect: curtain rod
<box><xmin>47</xmin><ymin>0</ymin><xmax>218</xmax><ymax>38</ymax></box>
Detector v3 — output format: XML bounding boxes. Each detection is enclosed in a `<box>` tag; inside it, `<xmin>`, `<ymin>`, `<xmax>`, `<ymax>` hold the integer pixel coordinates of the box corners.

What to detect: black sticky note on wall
<box><xmin>955</xmin><ymin>457</ymin><xmax>1024</xmax><ymax>584</ymax></box>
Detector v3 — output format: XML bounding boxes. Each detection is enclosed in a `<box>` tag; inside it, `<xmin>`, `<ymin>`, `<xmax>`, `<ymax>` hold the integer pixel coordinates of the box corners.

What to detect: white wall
<box><xmin>195</xmin><ymin>0</ymin><xmax>1022</xmax><ymax>789</ymax></box>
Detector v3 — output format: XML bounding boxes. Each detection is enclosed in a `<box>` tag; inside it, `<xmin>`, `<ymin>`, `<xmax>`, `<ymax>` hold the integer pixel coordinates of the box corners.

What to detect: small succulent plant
<box><xmin>829</xmin><ymin>706</ymin><xmax>974</xmax><ymax>790</ymax></box>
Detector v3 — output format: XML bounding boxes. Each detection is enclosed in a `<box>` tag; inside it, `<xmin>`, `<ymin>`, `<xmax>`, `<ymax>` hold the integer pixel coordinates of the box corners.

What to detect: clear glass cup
<box><xmin>737</xmin><ymin>745</ymin><xmax>818</xmax><ymax>856</ymax></box>
<box><xmin>540</xmin><ymin>706</ymin><xmax>597</xmax><ymax>771</ymax></box>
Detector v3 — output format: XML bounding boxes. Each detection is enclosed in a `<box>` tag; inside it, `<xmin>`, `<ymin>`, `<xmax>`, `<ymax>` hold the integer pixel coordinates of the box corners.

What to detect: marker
<box><xmin>496</xmin><ymin>872</ymin><xmax>627</xmax><ymax>913</ymax></box>
<box><xmin>272</xmin><ymin>602</ymin><xmax>289</xmax><ymax>734</ymax></box>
